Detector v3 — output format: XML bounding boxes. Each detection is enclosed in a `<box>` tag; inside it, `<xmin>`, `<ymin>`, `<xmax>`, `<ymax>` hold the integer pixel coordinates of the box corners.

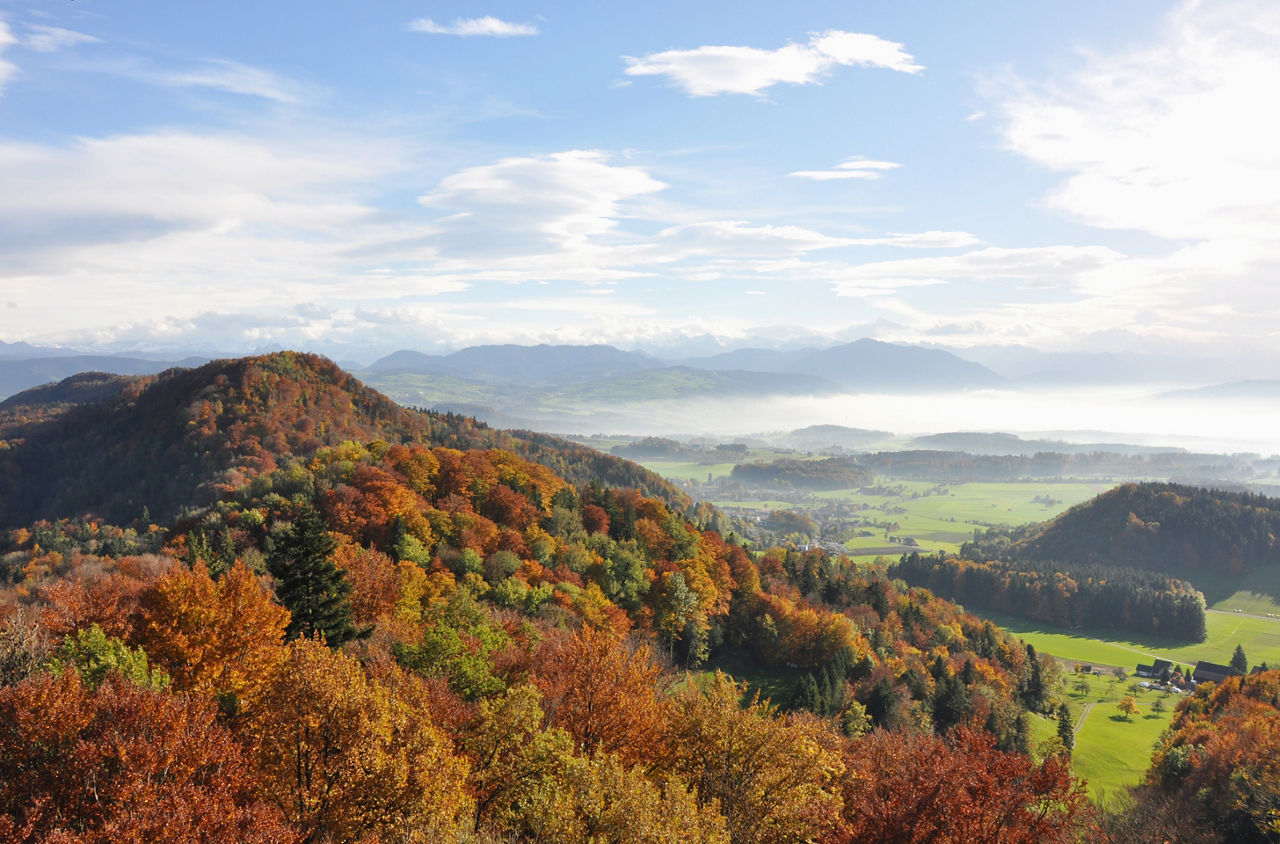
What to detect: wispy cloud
<box><xmin>0</xmin><ymin>21</ymin><xmax>18</xmax><ymax>94</ymax></box>
<box><xmin>623</xmin><ymin>30</ymin><xmax>922</xmax><ymax>97</ymax></box>
<box><xmin>24</xmin><ymin>24</ymin><xmax>99</xmax><ymax>53</ymax></box>
<box><xmin>997</xmin><ymin>0</ymin><xmax>1280</xmax><ymax>245</ymax></box>
<box><xmin>159</xmin><ymin>59</ymin><xmax>304</xmax><ymax>103</ymax></box>
<box><xmin>406</xmin><ymin>16</ymin><xmax>539</xmax><ymax>37</ymax></box>
<box><xmin>789</xmin><ymin>157</ymin><xmax>901</xmax><ymax>180</ymax></box>
<box><xmin>848</xmin><ymin>231</ymin><xmax>980</xmax><ymax>248</ymax></box>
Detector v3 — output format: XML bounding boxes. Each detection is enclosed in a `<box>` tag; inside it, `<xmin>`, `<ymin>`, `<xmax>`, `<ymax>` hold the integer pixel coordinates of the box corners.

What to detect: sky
<box><xmin>1</xmin><ymin>0</ymin><xmax>1279</xmax><ymax>371</ymax></box>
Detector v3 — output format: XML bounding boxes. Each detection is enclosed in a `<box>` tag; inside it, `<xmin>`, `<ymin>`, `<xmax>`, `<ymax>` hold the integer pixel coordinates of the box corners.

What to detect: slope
<box><xmin>0</xmin><ymin>351</ymin><xmax>685</xmax><ymax>528</ymax></box>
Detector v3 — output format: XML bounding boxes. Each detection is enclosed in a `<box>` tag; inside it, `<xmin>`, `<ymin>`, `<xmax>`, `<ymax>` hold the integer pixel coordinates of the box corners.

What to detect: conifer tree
<box><xmin>268</xmin><ymin>503</ymin><xmax>363</xmax><ymax>648</ymax></box>
<box><xmin>1230</xmin><ymin>643</ymin><xmax>1248</xmax><ymax>674</ymax></box>
<box><xmin>1056</xmin><ymin>702</ymin><xmax>1074</xmax><ymax>754</ymax></box>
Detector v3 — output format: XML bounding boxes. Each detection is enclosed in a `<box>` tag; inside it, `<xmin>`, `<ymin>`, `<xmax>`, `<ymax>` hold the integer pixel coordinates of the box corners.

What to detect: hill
<box><xmin>679</xmin><ymin>338</ymin><xmax>1007</xmax><ymax>391</ymax></box>
<box><xmin>1158</xmin><ymin>380</ymin><xmax>1280</xmax><ymax>401</ymax></box>
<box><xmin>730</xmin><ymin>456</ymin><xmax>873</xmax><ymax>490</ymax></box>
<box><xmin>998</xmin><ymin>482</ymin><xmax>1280</xmax><ymax>573</ymax></box>
<box><xmin>367</xmin><ymin>343</ymin><xmax>657</xmax><ymax>385</ymax></box>
<box><xmin>773</xmin><ymin>424</ymin><xmax>895</xmax><ymax>451</ymax></box>
<box><xmin>0</xmin><ymin>352</ymin><xmax>685</xmax><ymax>527</ymax></box>
<box><xmin>551</xmin><ymin>366</ymin><xmax>841</xmax><ymax>401</ymax></box>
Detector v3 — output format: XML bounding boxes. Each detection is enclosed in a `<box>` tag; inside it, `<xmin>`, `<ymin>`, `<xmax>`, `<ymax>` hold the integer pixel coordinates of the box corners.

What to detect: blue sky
<box><xmin>1</xmin><ymin>0</ymin><xmax>1278</xmax><ymax>370</ymax></box>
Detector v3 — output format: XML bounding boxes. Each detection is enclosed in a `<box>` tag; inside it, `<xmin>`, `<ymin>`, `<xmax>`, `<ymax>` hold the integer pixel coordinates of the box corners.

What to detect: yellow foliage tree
<box><xmin>664</xmin><ymin>671</ymin><xmax>844</xmax><ymax>844</ymax></box>
<box><xmin>522</xmin><ymin>752</ymin><xmax>730</xmax><ymax>844</ymax></box>
<box><xmin>249</xmin><ymin>638</ymin><xmax>471</xmax><ymax>842</ymax></box>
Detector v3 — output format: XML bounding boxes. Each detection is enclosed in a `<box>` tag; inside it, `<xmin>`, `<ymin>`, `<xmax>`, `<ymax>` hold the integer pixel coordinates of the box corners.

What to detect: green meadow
<box><xmin>1027</xmin><ymin>673</ymin><xmax>1178</xmax><ymax>799</ymax></box>
<box><xmin>979</xmin><ymin>608</ymin><xmax>1280</xmax><ymax>671</ymax></box>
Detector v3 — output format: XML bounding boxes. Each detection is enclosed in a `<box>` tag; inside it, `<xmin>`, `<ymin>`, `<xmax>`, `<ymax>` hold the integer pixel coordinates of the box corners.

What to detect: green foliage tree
<box><xmin>50</xmin><ymin>624</ymin><xmax>170</xmax><ymax>691</ymax></box>
<box><xmin>1230</xmin><ymin>643</ymin><xmax>1248</xmax><ymax>674</ymax></box>
<box><xmin>268</xmin><ymin>503</ymin><xmax>363</xmax><ymax>647</ymax></box>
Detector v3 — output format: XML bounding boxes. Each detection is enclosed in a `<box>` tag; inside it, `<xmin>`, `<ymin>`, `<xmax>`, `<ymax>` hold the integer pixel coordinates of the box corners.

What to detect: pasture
<box><xmin>979</xmin><ymin>609</ymin><xmax>1280</xmax><ymax>672</ymax></box>
<box><xmin>1032</xmin><ymin>672</ymin><xmax>1178</xmax><ymax>799</ymax></box>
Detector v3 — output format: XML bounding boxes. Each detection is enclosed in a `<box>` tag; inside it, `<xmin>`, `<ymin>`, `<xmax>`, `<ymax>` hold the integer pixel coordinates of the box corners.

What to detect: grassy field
<box><xmin>1201</xmin><ymin>566</ymin><xmax>1280</xmax><ymax>613</ymax></box>
<box><xmin>1058</xmin><ymin>673</ymin><xmax>1176</xmax><ymax>799</ymax></box>
<box><xmin>636</xmin><ymin>451</ymin><xmax>824</xmax><ymax>483</ymax></box>
<box><xmin>979</xmin><ymin>608</ymin><xmax>1280</xmax><ymax>671</ymax></box>
<box><xmin>640</xmin><ymin>460</ymin><xmax>739</xmax><ymax>482</ymax></box>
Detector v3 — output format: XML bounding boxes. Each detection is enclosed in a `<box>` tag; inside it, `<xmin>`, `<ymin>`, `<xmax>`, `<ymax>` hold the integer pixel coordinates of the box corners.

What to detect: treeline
<box><xmin>890</xmin><ymin>552</ymin><xmax>1207</xmax><ymax>641</ymax></box>
<box><xmin>730</xmin><ymin>456</ymin><xmax>871</xmax><ymax>490</ymax></box>
<box><xmin>856</xmin><ymin>450</ymin><xmax>1258</xmax><ymax>483</ymax></box>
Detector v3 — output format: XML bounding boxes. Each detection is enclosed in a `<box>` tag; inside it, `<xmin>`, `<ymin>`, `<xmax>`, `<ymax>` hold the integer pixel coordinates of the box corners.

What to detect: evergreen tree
<box><xmin>1231</xmin><ymin>643</ymin><xmax>1248</xmax><ymax>674</ymax></box>
<box><xmin>1021</xmin><ymin>644</ymin><xmax>1046</xmax><ymax>712</ymax></box>
<box><xmin>932</xmin><ymin>674</ymin><xmax>970</xmax><ymax>732</ymax></box>
<box><xmin>792</xmin><ymin>674</ymin><xmax>822</xmax><ymax>714</ymax></box>
<box><xmin>865</xmin><ymin>678</ymin><xmax>900</xmax><ymax>728</ymax></box>
<box><xmin>268</xmin><ymin>503</ymin><xmax>363</xmax><ymax>648</ymax></box>
<box><xmin>1056</xmin><ymin>702</ymin><xmax>1074</xmax><ymax>754</ymax></box>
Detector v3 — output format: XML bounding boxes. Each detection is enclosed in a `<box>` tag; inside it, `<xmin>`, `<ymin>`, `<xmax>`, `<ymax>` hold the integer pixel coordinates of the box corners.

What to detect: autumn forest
<box><xmin>0</xmin><ymin>353</ymin><xmax>1277</xmax><ymax>842</ymax></box>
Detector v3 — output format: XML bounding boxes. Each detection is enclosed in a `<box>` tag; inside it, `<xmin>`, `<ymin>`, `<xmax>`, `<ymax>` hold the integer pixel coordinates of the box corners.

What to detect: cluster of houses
<box><xmin>1133</xmin><ymin>658</ymin><xmax>1246</xmax><ymax>687</ymax></box>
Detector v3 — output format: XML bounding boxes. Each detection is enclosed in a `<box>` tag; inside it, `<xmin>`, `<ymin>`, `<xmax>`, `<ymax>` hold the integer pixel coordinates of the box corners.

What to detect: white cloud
<box><xmin>998</xmin><ymin>0</ymin><xmax>1280</xmax><ymax>245</ymax></box>
<box><xmin>847</xmin><ymin>231</ymin><xmax>981</xmax><ymax>249</ymax></box>
<box><xmin>789</xmin><ymin>157</ymin><xmax>901</xmax><ymax>180</ymax></box>
<box><xmin>418</xmin><ymin>150</ymin><xmax>666</xmax><ymax>264</ymax></box>
<box><xmin>24</xmin><ymin>24</ymin><xmax>99</xmax><ymax>53</ymax></box>
<box><xmin>406</xmin><ymin>17</ymin><xmax>539</xmax><ymax>37</ymax></box>
<box><xmin>0</xmin><ymin>20</ymin><xmax>18</xmax><ymax>94</ymax></box>
<box><xmin>159</xmin><ymin>59</ymin><xmax>304</xmax><ymax>103</ymax></box>
<box><xmin>971</xmin><ymin>0</ymin><xmax>1280</xmax><ymax>356</ymax></box>
<box><xmin>0</xmin><ymin>129</ymin><xmax>430</xmax><ymax>346</ymax></box>
<box><xmin>623</xmin><ymin>29</ymin><xmax>921</xmax><ymax>97</ymax></box>
<box><xmin>839</xmin><ymin>245</ymin><xmax>1124</xmax><ymax>285</ymax></box>
<box><xmin>651</xmin><ymin>220</ymin><xmax>852</xmax><ymax>256</ymax></box>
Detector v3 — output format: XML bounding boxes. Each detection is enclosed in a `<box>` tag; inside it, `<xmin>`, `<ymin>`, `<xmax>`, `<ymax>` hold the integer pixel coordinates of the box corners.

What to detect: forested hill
<box><xmin>982</xmin><ymin>482</ymin><xmax>1280</xmax><ymax>574</ymax></box>
<box><xmin>0</xmin><ymin>351</ymin><xmax>684</xmax><ymax>528</ymax></box>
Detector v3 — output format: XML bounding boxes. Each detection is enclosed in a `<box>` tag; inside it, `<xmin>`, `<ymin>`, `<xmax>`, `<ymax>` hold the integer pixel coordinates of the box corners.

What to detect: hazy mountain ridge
<box><xmin>0</xmin><ymin>355</ymin><xmax>210</xmax><ymax>399</ymax></box>
<box><xmin>369</xmin><ymin>343</ymin><xmax>659</xmax><ymax>385</ymax></box>
<box><xmin>676</xmin><ymin>338</ymin><xmax>1006</xmax><ymax>390</ymax></box>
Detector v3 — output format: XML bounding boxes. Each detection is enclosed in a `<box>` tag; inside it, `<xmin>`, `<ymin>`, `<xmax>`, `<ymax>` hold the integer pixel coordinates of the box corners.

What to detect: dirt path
<box><xmin>1074</xmin><ymin>701</ymin><xmax>1097</xmax><ymax>735</ymax></box>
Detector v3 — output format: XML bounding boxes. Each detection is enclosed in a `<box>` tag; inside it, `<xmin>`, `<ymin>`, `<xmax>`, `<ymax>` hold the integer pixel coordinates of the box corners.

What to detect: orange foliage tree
<box><xmin>0</xmin><ymin>671</ymin><xmax>295</xmax><ymax>843</ymax></box>
<box><xmin>133</xmin><ymin>560</ymin><xmax>288</xmax><ymax>714</ymax></box>
<box><xmin>532</xmin><ymin>626</ymin><xmax>669</xmax><ymax>767</ymax></box>
<box><xmin>837</xmin><ymin>726</ymin><xmax>1088</xmax><ymax>843</ymax></box>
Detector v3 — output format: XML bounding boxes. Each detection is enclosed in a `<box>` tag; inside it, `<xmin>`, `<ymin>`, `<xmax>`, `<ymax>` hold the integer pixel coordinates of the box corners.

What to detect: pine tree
<box><xmin>1056</xmin><ymin>702</ymin><xmax>1074</xmax><ymax>754</ymax></box>
<box><xmin>268</xmin><ymin>504</ymin><xmax>363</xmax><ymax>648</ymax></box>
<box><xmin>1230</xmin><ymin>643</ymin><xmax>1248</xmax><ymax>674</ymax></box>
<box><xmin>1021</xmin><ymin>644</ymin><xmax>1045</xmax><ymax>712</ymax></box>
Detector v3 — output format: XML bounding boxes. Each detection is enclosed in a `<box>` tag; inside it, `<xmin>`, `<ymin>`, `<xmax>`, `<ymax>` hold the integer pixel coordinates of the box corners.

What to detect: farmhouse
<box><xmin>1135</xmin><ymin>659</ymin><xmax>1173</xmax><ymax>679</ymax></box>
<box><xmin>1193</xmin><ymin>661</ymin><xmax>1243</xmax><ymax>685</ymax></box>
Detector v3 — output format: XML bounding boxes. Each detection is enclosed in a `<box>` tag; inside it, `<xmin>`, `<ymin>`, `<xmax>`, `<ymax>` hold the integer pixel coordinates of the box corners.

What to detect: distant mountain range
<box><xmin>674</xmin><ymin>338</ymin><xmax>1006</xmax><ymax>390</ymax></box>
<box><xmin>1158</xmin><ymin>380</ymin><xmax>1280</xmax><ymax>400</ymax></box>
<box><xmin>369</xmin><ymin>344</ymin><xmax>657</xmax><ymax>386</ymax></box>
<box><xmin>0</xmin><ymin>355</ymin><xmax>210</xmax><ymax>399</ymax></box>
